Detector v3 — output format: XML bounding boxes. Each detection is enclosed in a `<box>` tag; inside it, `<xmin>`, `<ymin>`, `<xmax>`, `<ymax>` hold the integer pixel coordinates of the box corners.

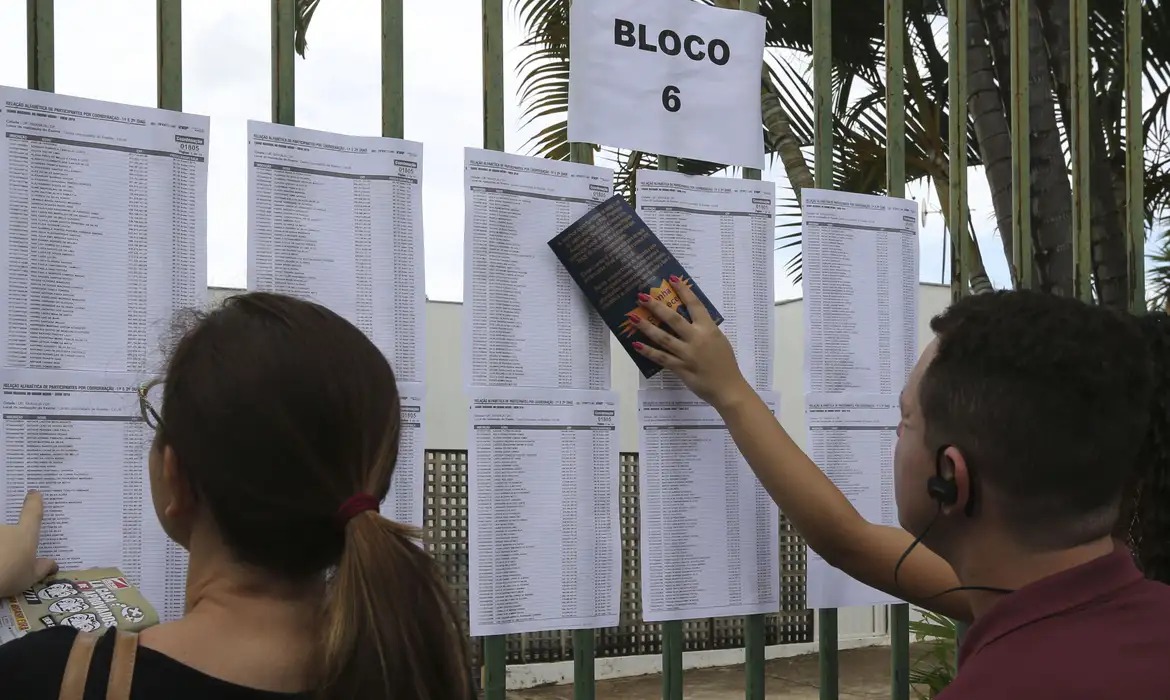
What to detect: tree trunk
<box><xmin>1035</xmin><ymin>0</ymin><xmax>1131</xmax><ymax>308</ymax></box>
<box><xmin>981</xmin><ymin>0</ymin><xmax>1074</xmax><ymax>296</ymax></box>
<box><xmin>761</xmin><ymin>82</ymin><xmax>815</xmax><ymax>204</ymax></box>
<box><xmin>966</xmin><ymin>0</ymin><xmax>1016</xmax><ymax>278</ymax></box>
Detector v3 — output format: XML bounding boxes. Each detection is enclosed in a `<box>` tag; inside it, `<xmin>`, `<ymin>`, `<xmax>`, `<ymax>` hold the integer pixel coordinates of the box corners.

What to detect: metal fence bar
<box><xmin>480</xmin><ymin>0</ymin><xmax>507</xmax><ymax>695</ymax></box>
<box><xmin>812</xmin><ymin>0</ymin><xmax>838</xmax><ymax>697</ymax></box>
<box><xmin>157</xmin><ymin>0</ymin><xmax>182</xmax><ymax>111</ymax></box>
<box><xmin>1009</xmin><ymin>0</ymin><xmax>1032</xmax><ymax>289</ymax></box>
<box><xmin>567</xmin><ymin>137</ymin><xmax>598</xmax><ymax>700</ymax></box>
<box><xmin>1125</xmin><ymin>0</ymin><xmax>1145</xmax><ymax>312</ymax></box>
<box><xmin>381</xmin><ymin>0</ymin><xmax>404</xmax><ymax>139</ymax></box>
<box><xmin>949</xmin><ymin>0</ymin><xmax>970</xmax><ymax>301</ymax></box>
<box><xmin>884</xmin><ymin>0</ymin><xmax>911</xmax><ymax>694</ymax></box>
<box><xmin>26</xmin><ymin>0</ymin><xmax>54</xmax><ymax>91</ymax></box>
<box><xmin>735</xmin><ymin>1</ymin><xmax>768</xmax><ymax>694</ymax></box>
<box><xmin>271</xmin><ymin>0</ymin><xmax>295</xmax><ymax>126</ymax></box>
<box><xmin>1069</xmin><ymin>0</ymin><xmax>1092</xmax><ymax>301</ymax></box>
<box><xmin>655</xmin><ymin>150</ymin><xmax>684</xmax><ymax>700</ymax></box>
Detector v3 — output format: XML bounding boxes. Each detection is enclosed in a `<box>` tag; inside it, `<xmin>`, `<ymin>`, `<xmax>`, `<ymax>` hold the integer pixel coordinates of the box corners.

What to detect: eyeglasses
<box><xmin>138</xmin><ymin>380</ymin><xmax>164</xmax><ymax>431</ymax></box>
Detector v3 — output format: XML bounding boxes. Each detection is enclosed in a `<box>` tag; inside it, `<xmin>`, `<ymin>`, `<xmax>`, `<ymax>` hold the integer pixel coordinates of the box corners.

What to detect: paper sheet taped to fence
<box><xmin>800</xmin><ymin>187</ymin><xmax>919</xmax><ymax>609</ymax></box>
<box><xmin>463</xmin><ymin>148</ymin><xmax>612</xmax><ymax>390</ymax></box>
<box><xmin>635</xmin><ymin>169</ymin><xmax>774</xmax><ymax>391</ymax></box>
<box><xmin>804</xmin><ymin>395</ymin><xmax>903</xmax><ymax>609</ymax></box>
<box><xmin>638</xmin><ymin>390</ymin><xmax>781</xmax><ymax>622</ymax></box>
<box><xmin>0</xmin><ymin>88</ymin><xmax>209</xmax><ymax>624</ymax></box>
<box><xmin>1</xmin><ymin>370</ymin><xmax>188</xmax><ymax>622</ymax></box>
<box><xmin>0</xmin><ymin>86</ymin><xmax>209</xmax><ymax>374</ymax></box>
<box><xmin>247</xmin><ymin>121</ymin><xmax>426</xmax><ymax>384</ymax></box>
<box><xmin>801</xmin><ymin>189</ymin><xmax>919</xmax><ymax>395</ymax></box>
<box><xmin>568</xmin><ymin>0</ymin><xmax>766</xmax><ymax>168</ymax></box>
<box><xmin>468</xmin><ymin>388</ymin><xmax>620</xmax><ymax>636</ymax></box>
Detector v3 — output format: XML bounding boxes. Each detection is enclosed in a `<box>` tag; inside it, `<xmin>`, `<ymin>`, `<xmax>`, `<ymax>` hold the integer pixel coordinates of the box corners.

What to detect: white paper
<box><xmin>569</xmin><ymin>0</ymin><xmax>766</xmax><ymax>168</ymax></box>
<box><xmin>801</xmin><ymin>189</ymin><xmax>919</xmax><ymax>395</ymax></box>
<box><xmin>463</xmin><ymin>149</ymin><xmax>612</xmax><ymax>390</ymax></box>
<box><xmin>0</xmin><ymin>370</ymin><xmax>187</xmax><ymax>621</ymax></box>
<box><xmin>247</xmin><ymin>121</ymin><xmax>425</xmax><ymax>383</ymax></box>
<box><xmin>468</xmin><ymin>388</ymin><xmax>620</xmax><ymax>636</ymax></box>
<box><xmin>382</xmin><ymin>383</ymin><xmax>424</xmax><ymax>529</ymax></box>
<box><xmin>1</xmin><ymin>87</ymin><xmax>209</xmax><ymax>374</ymax></box>
<box><xmin>638</xmin><ymin>390</ymin><xmax>780</xmax><ymax>621</ymax></box>
<box><xmin>804</xmin><ymin>394</ymin><xmax>902</xmax><ymax>608</ymax></box>
<box><xmin>636</xmin><ymin>170</ymin><xmax>774</xmax><ymax>390</ymax></box>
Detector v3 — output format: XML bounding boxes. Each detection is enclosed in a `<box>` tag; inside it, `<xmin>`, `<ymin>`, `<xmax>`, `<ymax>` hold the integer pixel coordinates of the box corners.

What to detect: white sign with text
<box><xmin>568</xmin><ymin>0</ymin><xmax>766</xmax><ymax>169</ymax></box>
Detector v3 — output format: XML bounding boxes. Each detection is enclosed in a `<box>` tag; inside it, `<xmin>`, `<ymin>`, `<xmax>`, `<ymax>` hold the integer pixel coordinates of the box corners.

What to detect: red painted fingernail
<box><xmin>670</xmin><ymin>275</ymin><xmax>680</xmax><ymax>283</ymax></box>
<box><xmin>632</xmin><ymin>342</ymin><xmax>645</xmax><ymax>350</ymax></box>
<box><xmin>627</xmin><ymin>314</ymin><xmax>641</xmax><ymax>324</ymax></box>
<box><xmin>638</xmin><ymin>293</ymin><xmax>651</xmax><ymax>302</ymax></box>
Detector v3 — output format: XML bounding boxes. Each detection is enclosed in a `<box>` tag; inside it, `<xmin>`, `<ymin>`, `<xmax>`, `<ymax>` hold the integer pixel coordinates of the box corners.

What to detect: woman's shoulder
<box><xmin>0</xmin><ymin>625</ymin><xmax>83</xmax><ymax>696</ymax></box>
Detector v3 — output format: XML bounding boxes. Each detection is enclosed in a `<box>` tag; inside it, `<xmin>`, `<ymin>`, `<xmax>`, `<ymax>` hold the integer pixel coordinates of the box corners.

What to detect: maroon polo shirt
<box><xmin>939</xmin><ymin>544</ymin><xmax>1170</xmax><ymax>699</ymax></box>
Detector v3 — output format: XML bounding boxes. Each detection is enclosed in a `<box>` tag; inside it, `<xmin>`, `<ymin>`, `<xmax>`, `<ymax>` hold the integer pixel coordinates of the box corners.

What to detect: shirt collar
<box><xmin>958</xmin><ymin>543</ymin><xmax>1142</xmax><ymax>665</ymax></box>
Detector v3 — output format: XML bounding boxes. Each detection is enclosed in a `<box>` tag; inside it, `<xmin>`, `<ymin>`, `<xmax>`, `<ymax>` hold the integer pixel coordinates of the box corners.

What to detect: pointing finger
<box><xmin>19</xmin><ymin>491</ymin><xmax>44</xmax><ymax>541</ymax></box>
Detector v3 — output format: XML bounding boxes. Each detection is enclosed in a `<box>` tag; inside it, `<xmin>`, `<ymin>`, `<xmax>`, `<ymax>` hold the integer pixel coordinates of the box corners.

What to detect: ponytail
<box><xmin>318</xmin><ymin>512</ymin><xmax>471</xmax><ymax>700</ymax></box>
<box><xmin>1122</xmin><ymin>311</ymin><xmax>1170</xmax><ymax>584</ymax></box>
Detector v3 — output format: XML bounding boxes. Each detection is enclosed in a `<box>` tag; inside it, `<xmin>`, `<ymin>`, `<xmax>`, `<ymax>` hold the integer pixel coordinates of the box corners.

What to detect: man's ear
<box><xmin>162</xmin><ymin>446</ymin><xmax>196</xmax><ymax>520</ymax></box>
<box><xmin>940</xmin><ymin>445</ymin><xmax>972</xmax><ymax>516</ymax></box>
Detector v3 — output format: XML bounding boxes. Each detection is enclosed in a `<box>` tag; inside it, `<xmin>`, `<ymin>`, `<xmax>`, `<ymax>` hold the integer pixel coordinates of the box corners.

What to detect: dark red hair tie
<box><xmin>337</xmin><ymin>493</ymin><xmax>379</xmax><ymax>525</ymax></box>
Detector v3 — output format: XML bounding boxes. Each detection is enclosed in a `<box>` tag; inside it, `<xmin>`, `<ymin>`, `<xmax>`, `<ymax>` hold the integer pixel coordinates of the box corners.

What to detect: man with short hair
<box><xmin>631</xmin><ymin>284</ymin><xmax>1170</xmax><ymax>698</ymax></box>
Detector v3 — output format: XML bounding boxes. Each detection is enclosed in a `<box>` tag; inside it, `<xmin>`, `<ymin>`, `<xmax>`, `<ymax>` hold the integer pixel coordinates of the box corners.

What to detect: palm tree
<box><xmin>292</xmin><ymin>0</ymin><xmax>1170</xmax><ymax>308</ymax></box>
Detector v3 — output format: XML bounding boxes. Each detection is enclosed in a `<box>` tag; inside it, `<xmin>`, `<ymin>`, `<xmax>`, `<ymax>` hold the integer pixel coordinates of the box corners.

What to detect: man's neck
<box><xmin>953</xmin><ymin>535</ymin><xmax>1116</xmax><ymax>619</ymax></box>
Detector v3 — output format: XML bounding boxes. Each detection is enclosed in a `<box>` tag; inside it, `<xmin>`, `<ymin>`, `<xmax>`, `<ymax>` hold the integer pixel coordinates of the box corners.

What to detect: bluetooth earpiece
<box><xmin>927</xmin><ymin>474</ymin><xmax>959</xmax><ymax>506</ymax></box>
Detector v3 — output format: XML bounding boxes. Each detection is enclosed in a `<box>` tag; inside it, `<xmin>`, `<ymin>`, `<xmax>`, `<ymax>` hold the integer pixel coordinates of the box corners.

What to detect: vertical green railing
<box><xmin>271</xmin><ymin>0</ymin><xmax>296</xmax><ymax>126</ymax></box>
<box><xmin>481</xmin><ymin>0</ymin><xmax>506</xmax><ymax>695</ymax></box>
<box><xmin>949</xmin><ymin>0</ymin><xmax>970</xmax><ymax>300</ymax></box>
<box><xmin>1070</xmin><ymin>0</ymin><xmax>1092</xmax><ymax>301</ymax></box>
<box><xmin>886</xmin><ymin>0</ymin><xmax>911</xmax><ymax>695</ymax></box>
<box><xmin>1125</xmin><ymin>0</ymin><xmax>1145</xmax><ymax>313</ymax></box>
<box><xmin>26</xmin><ymin>0</ymin><xmax>54</xmax><ymax>92</ymax></box>
<box><xmin>1009</xmin><ymin>0</ymin><xmax>1032</xmax><ymax>290</ymax></box>
<box><xmin>381</xmin><ymin>0</ymin><xmax>405</xmax><ymax>140</ymax></box>
<box><xmin>157</xmin><ymin>0</ymin><xmax>182</xmax><ymax>111</ymax></box>
<box><xmin>811</xmin><ymin>0</ymin><xmax>838</xmax><ymax>697</ymax></box>
<box><xmin>657</xmin><ymin>152</ymin><xmax>685</xmax><ymax>700</ymax></box>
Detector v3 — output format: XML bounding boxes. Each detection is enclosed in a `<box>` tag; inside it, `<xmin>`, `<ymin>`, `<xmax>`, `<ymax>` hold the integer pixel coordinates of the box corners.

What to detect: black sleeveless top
<box><xmin>0</xmin><ymin>626</ymin><xmax>307</xmax><ymax>700</ymax></box>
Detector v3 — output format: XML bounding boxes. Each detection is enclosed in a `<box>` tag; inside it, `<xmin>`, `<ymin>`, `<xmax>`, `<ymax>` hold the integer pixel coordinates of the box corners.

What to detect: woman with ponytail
<box><xmin>0</xmin><ymin>292</ymin><xmax>471</xmax><ymax>700</ymax></box>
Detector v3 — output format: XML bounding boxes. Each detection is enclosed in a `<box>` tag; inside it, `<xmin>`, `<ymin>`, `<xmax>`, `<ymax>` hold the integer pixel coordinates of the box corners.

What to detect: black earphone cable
<box><xmin>893</xmin><ymin>502</ymin><xmax>1017</xmax><ymax>601</ymax></box>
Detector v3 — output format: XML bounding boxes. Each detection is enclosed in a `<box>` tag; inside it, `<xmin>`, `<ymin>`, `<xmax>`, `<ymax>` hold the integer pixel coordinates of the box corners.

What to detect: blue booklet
<box><xmin>548</xmin><ymin>195</ymin><xmax>723</xmax><ymax>378</ymax></box>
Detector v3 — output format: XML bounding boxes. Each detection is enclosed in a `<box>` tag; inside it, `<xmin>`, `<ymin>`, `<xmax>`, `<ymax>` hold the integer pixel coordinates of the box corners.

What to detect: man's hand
<box><xmin>0</xmin><ymin>491</ymin><xmax>58</xmax><ymax>599</ymax></box>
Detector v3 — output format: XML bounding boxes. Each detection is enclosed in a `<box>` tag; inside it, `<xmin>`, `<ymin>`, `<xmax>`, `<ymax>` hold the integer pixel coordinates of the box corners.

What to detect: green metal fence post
<box><xmin>156</xmin><ymin>0</ymin><xmax>182</xmax><ymax>111</ymax></box>
<box><xmin>271</xmin><ymin>0</ymin><xmax>295</xmax><ymax>126</ymax></box>
<box><xmin>737</xmin><ymin>0</ymin><xmax>767</xmax><ymax>694</ymax></box>
<box><xmin>885</xmin><ymin>0</ymin><xmax>911</xmax><ymax>695</ymax></box>
<box><xmin>655</xmin><ymin>149</ymin><xmax>684</xmax><ymax>699</ymax></box>
<box><xmin>1069</xmin><ymin>0</ymin><xmax>1092</xmax><ymax>302</ymax></box>
<box><xmin>812</xmin><ymin>0</ymin><xmax>838</xmax><ymax>695</ymax></box>
<box><xmin>1009</xmin><ymin>0</ymin><xmax>1032</xmax><ymax>290</ymax></box>
<box><xmin>949</xmin><ymin>0</ymin><xmax>970</xmax><ymax>302</ymax></box>
<box><xmin>1124</xmin><ymin>0</ymin><xmax>1145</xmax><ymax>313</ymax></box>
<box><xmin>481</xmin><ymin>0</ymin><xmax>507</xmax><ymax>695</ymax></box>
<box><xmin>26</xmin><ymin>0</ymin><xmax>54</xmax><ymax>92</ymax></box>
<box><xmin>381</xmin><ymin>0</ymin><xmax>405</xmax><ymax>140</ymax></box>
<box><xmin>567</xmin><ymin>138</ymin><xmax>598</xmax><ymax>700</ymax></box>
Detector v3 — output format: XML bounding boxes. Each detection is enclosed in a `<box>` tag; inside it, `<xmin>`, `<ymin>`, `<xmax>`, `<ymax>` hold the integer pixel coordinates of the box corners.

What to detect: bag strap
<box><xmin>57</xmin><ymin>632</ymin><xmax>100</xmax><ymax>700</ymax></box>
<box><xmin>105</xmin><ymin>630</ymin><xmax>139</xmax><ymax>700</ymax></box>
